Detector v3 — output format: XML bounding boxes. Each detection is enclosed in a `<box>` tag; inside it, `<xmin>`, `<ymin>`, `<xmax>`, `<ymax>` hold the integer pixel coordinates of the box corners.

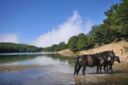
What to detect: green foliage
<box><xmin>0</xmin><ymin>43</ymin><xmax>41</xmax><ymax>53</ymax></box>
<box><xmin>87</xmin><ymin>0</ymin><xmax>128</xmax><ymax>47</ymax></box>
<box><xmin>43</xmin><ymin>42</ymin><xmax>67</xmax><ymax>52</ymax></box>
<box><xmin>77</xmin><ymin>33</ymin><xmax>88</xmax><ymax>50</ymax></box>
<box><xmin>89</xmin><ymin>25</ymin><xmax>117</xmax><ymax>45</ymax></box>
<box><xmin>68</xmin><ymin>36</ymin><xmax>78</xmax><ymax>52</ymax></box>
<box><xmin>59</xmin><ymin>42</ymin><xmax>67</xmax><ymax>50</ymax></box>
<box><xmin>67</xmin><ymin>33</ymin><xmax>92</xmax><ymax>51</ymax></box>
<box><xmin>104</xmin><ymin>0</ymin><xmax>128</xmax><ymax>38</ymax></box>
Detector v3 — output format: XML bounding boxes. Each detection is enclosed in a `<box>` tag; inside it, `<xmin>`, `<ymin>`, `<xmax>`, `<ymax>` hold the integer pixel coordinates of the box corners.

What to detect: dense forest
<box><xmin>43</xmin><ymin>0</ymin><xmax>128</xmax><ymax>52</ymax></box>
<box><xmin>0</xmin><ymin>43</ymin><xmax>41</xmax><ymax>53</ymax></box>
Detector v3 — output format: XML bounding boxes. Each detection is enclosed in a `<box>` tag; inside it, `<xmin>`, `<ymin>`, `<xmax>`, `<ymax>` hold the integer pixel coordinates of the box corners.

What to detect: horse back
<box><xmin>81</xmin><ymin>54</ymin><xmax>99</xmax><ymax>67</ymax></box>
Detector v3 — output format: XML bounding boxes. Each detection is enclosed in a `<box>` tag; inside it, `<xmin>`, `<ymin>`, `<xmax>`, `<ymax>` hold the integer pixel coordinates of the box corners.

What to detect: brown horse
<box><xmin>74</xmin><ymin>51</ymin><xmax>117</xmax><ymax>75</ymax></box>
<box><xmin>103</xmin><ymin>56</ymin><xmax>120</xmax><ymax>73</ymax></box>
<box><xmin>74</xmin><ymin>54</ymin><xmax>104</xmax><ymax>75</ymax></box>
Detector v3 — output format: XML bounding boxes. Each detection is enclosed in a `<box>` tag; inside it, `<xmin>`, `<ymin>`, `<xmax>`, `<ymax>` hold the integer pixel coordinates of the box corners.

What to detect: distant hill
<box><xmin>0</xmin><ymin>42</ymin><xmax>42</xmax><ymax>53</ymax></box>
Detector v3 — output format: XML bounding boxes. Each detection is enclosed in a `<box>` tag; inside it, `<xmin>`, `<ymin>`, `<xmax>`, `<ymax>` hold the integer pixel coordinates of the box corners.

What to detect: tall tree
<box><xmin>77</xmin><ymin>33</ymin><xmax>88</xmax><ymax>50</ymax></box>
<box><xmin>68</xmin><ymin>36</ymin><xmax>78</xmax><ymax>51</ymax></box>
<box><xmin>104</xmin><ymin>0</ymin><xmax>128</xmax><ymax>38</ymax></box>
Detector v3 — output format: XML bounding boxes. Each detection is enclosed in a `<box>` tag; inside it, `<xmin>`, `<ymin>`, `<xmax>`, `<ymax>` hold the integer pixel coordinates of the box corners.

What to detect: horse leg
<box><xmin>109</xmin><ymin>64</ymin><xmax>113</xmax><ymax>73</ymax></box>
<box><xmin>104</xmin><ymin>65</ymin><xmax>107</xmax><ymax>73</ymax></box>
<box><xmin>74</xmin><ymin>61</ymin><xmax>79</xmax><ymax>75</ymax></box>
<box><xmin>97</xmin><ymin>66</ymin><xmax>99</xmax><ymax>74</ymax></box>
<box><xmin>99</xmin><ymin>65</ymin><xmax>102</xmax><ymax>74</ymax></box>
<box><xmin>107</xmin><ymin>65</ymin><xmax>109</xmax><ymax>72</ymax></box>
<box><xmin>82</xmin><ymin>65</ymin><xmax>86</xmax><ymax>75</ymax></box>
<box><xmin>76</xmin><ymin>64</ymin><xmax>82</xmax><ymax>75</ymax></box>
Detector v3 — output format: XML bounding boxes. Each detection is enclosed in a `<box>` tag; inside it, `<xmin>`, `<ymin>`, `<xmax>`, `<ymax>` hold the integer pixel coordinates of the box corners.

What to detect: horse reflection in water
<box><xmin>73</xmin><ymin>75</ymin><xmax>101</xmax><ymax>85</ymax></box>
<box><xmin>74</xmin><ymin>51</ymin><xmax>120</xmax><ymax>75</ymax></box>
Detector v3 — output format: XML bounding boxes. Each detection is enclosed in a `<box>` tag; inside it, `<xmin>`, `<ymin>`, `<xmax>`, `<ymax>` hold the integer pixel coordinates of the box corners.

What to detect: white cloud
<box><xmin>0</xmin><ymin>34</ymin><xmax>19</xmax><ymax>43</ymax></box>
<box><xmin>32</xmin><ymin>11</ymin><xmax>94</xmax><ymax>47</ymax></box>
<box><xmin>84</xmin><ymin>19</ymin><xmax>94</xmax><ymax>33</ymax></box>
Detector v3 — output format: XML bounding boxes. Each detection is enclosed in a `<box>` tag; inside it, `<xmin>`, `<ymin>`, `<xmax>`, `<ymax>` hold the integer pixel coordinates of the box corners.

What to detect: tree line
<box><xmin>43</xmin><ymin>0</ymin><xmax>128</xmax><ymax>52</ymax></box>
<box><xmin>0</xmin><ymin>43</ymin><xmax>41</xmax><ymax>53</ymax></box>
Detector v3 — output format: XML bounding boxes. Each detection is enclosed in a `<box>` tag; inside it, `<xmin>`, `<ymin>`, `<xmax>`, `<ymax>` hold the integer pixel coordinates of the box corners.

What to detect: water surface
<box><xmin>0</xmin><ymin>53</ymin><xmax>128</xmax><ymax>85</ymax></box>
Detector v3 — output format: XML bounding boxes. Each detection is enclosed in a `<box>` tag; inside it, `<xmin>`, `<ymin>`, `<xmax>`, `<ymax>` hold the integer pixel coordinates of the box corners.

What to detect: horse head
<box><xmin>114</xmin><ymin>56</ymin><xmax>121</xmax><ymax>63</ymax></box>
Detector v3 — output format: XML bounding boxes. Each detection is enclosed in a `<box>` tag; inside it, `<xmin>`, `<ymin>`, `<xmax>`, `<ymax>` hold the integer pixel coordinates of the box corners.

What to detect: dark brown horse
<box><xmin>74</xmin><ymin>51</ymin><xmax>117</xmax><ymax>75</ymax></box>
<box><xmin>74</xmin><ymin>54</ymin><xmax>105</xmax><ymax>75</ymax></box>
<box><xmin>103</xmin><ymin>56</ymin><xmax>120</xmax><ymax>73</ymax></box>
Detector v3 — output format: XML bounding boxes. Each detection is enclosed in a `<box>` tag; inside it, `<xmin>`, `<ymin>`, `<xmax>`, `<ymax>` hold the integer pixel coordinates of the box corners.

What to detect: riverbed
<box><xmin>0</xmin><ymin>54</ymin><xmax>128</xmax><ymax>85</ymax></box>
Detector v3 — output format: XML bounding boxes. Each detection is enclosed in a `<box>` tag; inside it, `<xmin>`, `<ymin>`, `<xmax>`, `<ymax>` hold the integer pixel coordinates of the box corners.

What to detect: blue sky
<box><xmin>0</xmin><ymin>0</ymin><xmax>120</xmax><ymax>47</ymax></box>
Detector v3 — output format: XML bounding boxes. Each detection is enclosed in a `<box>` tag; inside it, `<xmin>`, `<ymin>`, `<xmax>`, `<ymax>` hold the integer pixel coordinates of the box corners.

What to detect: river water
<box><xmin>0</xmin><ymin>53</ymin><xmax>128</xmax><ymax>85</ymax></box>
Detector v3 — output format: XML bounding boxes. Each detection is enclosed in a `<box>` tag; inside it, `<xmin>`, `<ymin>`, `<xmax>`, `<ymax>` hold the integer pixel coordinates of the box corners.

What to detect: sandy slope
<box><xmin>59</xmin><ymin>40</ymin><xmax>128</xmax><ymax>60</ymax></box>
<box><xmin>58</xmin><ymin>49</ymin><xmax>76</xmax><ymax>57</ymax></box>
<box><xmin>79</xmin><ymin>40</ymin><xmax>128</xmax><ymax>62</ymax></box>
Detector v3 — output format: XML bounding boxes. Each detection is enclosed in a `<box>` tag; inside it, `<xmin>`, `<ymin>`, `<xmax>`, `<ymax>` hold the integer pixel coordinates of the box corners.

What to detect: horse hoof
<box><xmin>82</xmin><ymin>73</ymin><xmax>85</xmax><ymax>75</ymax></box>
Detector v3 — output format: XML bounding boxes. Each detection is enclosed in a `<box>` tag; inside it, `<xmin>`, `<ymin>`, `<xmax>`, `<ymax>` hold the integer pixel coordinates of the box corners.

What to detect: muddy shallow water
<box><xmin>0</xmin><ymin>54</ymin><xmax>128</xmax><ymax>85</ymax></box>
